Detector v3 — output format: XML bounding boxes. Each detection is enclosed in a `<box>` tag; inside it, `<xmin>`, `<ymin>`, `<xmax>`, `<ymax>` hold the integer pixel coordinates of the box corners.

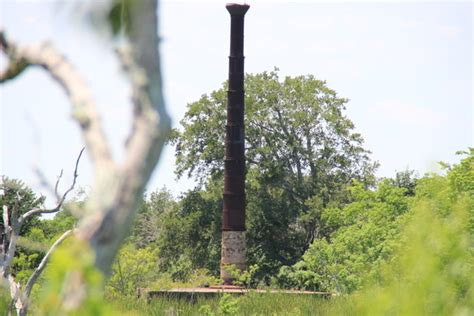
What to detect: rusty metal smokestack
<box><xmin>221</xmin><ymin>3</ymin><xmax>249</xmax><ymax>285</ymax></box>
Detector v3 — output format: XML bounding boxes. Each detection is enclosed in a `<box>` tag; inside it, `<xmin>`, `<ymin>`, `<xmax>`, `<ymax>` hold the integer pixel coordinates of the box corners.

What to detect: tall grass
<box><xmin>112</xmin><ymin>293</ymin><xmax>350</xmax><ymax>316</ymax></box>
<box><xmin>111</xmin><ymin>151</ymin><xmax>474</xmax><ymax>315</ymax></box>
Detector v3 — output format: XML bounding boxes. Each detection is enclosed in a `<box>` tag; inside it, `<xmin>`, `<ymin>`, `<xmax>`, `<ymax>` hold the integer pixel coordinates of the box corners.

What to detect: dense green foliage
<box><xmin>105</xmin><ymin>244</ymin><xmax>158</xmax><ymax>298</ymax></box>
<box><xmin>113</xmin><ymin>149</ymin><xmax>473</xmax><ymax>315</ymax></box>
<box><xmin>351</xmin><ymin>149</ymin><xmax>474</xmax><ymax>315</ymax></box>
<box><xmin>0</xmin><ymin>178</ymin><xmax>77</xmax><ymax>286</ymax></box>
<box><xmin>275</xmin><ymin>179</ymin><xmax>413</xmax><ymax>293</ymax></box>
<box><xmin>169</xmin><ymin>70</ymin><xmax>378</xmax><ymax>282</ymax></box>
<box><xmin>173</xmin><ymin>69</ymin><xmax>377</xmax><ymax>187</ymax></box>
<box><xmin>114</xmin><ymin>150</ymin><xmax>471</xmax><ymax>315</ymax></box>
<box><xmin>155</xmin><ymin>188</ymin><xmax>222</xmax><ymax>280</ymax></box>
<box><xmin>1</xmin><ymin>177</ymin><xmax>44</xmax><ymax>238</ymax></box>
<box><xmin>2</xmin><ymin>147</ymin><xmax>472</xmax><ymax>316</ymax></box>
<box><xmin>2</xmin><ymin>69</ymin><xmax>471</xmax><ymax>314</ymax></box>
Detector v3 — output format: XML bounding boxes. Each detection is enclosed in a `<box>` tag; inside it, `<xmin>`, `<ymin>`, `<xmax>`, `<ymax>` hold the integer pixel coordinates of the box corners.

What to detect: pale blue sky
<box><xmin>0</xmin><ymin>1</ymin><xmax>472</xmax><ymax>203</ymax></box>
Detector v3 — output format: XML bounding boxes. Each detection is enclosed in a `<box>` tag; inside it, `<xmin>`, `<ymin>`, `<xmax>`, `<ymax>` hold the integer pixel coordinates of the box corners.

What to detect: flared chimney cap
<box><xmin>226</xmin><ymin>3</ymin><xmax>250</xmax><ymax>15</ymax></box>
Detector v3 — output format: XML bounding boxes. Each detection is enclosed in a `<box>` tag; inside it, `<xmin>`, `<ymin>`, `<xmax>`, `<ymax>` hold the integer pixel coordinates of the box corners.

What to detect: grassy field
<box><xmin>112</xmin><ymin>293</ymin><xmax>351</xmax><ymax>315</ymax></box>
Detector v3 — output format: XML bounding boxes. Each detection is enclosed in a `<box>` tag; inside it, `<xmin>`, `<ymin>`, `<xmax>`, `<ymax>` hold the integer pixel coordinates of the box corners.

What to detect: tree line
<box><xmin>2</xmin><ymin>70</ymin><xmax>472</xmax><ymax>314</ymax></box>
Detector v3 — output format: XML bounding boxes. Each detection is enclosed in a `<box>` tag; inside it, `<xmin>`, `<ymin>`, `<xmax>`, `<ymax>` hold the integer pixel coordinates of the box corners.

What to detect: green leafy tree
<box><xmin>388</xmin><ymin>169</ymin><xmax>419</xmax><ymax>196</ymax></box>
<box><xmin>0</xmin><ymin>178</ymin><xmax>44</xmax><ymax>238</ymax></box>
<box><xmin>130</xmin><ymin>188</ymin><xmax>178</xmax><ymax>248</ymax></box>
<box><xmin>1</xmin><ymin>178</ymin><xmax>46</xmax><ymax>287</ymax></box>
<box><xmin>276</xmin><ymin>180</ymin><xmax>412</xmax><ymax>293</ymax></box>
<box><xmin>156</xmin><ymin>185</ymin><xmax>222</xmax><ymax>281</ymax></box>
<box><xmin>170</xmin><ymin>69</ymin><xmax>378</xmax><ymax>281</ymax></box>
<box><xmin>0</xmin><ymin>176</ymin><xmax>78</xmax><ymax>315</ymax></box>
<box><xmin>127</xmin><ymin>186</ymin><xmax>222</xmax><ymax>282</ymax></box>
<box><xmin>352</xmin><ymin>149</ymin><xmax>474</xmax><ymax>314</ymax></box>
<box><xmin>173</xmin><ymin>69</ymin><xmax>377</xmax><ymax>200</ymax></box>
<box><xmin>105</xmin><ymin>243</ymin><xmax>158</xmax><ymax>298</ymax></box>
<box><xmin>1</xmin><ymin>178</ymin><xmax>78</xmax><ymax>287</ymax></box>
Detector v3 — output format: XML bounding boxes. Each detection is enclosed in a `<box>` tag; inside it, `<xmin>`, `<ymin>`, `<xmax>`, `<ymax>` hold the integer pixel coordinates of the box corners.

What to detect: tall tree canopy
<box><xmin>170</xmin><ymin>70</ymin><xmax>378</xmax><ymax>280</ymax></box>
<box><xmin>173</xmin><ymin>69</ymin><xmax>377</xmax><ymax>200</ymax></box>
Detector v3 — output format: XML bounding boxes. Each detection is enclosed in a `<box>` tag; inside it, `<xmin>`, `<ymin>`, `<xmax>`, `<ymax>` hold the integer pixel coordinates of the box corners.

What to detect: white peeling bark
<box><xmin>0</xmin><ymin>154</ymin><xmax>82</xmax><ymax>315</ymax></box>
<box><xmin>7</xmin><ymin>275</ymin><xmax>23</xmax><ymax>316</ymax></box>
<box><xmin>1</xmin><ymin>0</ymin><xmax>170</xmax><ymax>310</ymax></box>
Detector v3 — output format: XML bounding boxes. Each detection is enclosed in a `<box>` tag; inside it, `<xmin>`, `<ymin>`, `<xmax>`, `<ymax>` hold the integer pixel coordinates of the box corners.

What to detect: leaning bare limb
<box><xmin>23</xmin><ymin>229</ymin><xmax>73</xmax><ymax>299</ymax></box>
<box><xmin>0</xmin><ymin>31</ymin><xmax>113</xmax><ymax>173</ymax></box>
<box><xmin>3</xmin><ymin>229</ymin><xmax>73</xmax><ymax>316</ymax></box>
<box><xmin>18</xmin><ymin>148</ymin><xmax>85</xmax><ymax>224</ymax></box>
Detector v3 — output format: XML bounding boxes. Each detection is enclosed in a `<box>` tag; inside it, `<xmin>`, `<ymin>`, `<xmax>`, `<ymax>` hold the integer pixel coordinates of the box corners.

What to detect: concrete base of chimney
<box><xmin>220</xmin><ymin>230</ymin><xmax>246</xmax><ymax>284</ymax></box>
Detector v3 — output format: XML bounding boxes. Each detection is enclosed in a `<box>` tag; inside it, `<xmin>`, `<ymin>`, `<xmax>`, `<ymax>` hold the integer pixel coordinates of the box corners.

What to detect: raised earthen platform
<box><xmin>140</xmin><ymin>285</ymin><xmax>333</xmax><ymax>302</ymax></box>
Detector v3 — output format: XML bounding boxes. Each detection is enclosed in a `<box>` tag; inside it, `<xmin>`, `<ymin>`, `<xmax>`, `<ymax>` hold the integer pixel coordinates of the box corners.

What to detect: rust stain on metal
<box><xmin>222</xmin><ymin>3</ymin><xmax>249</xmax><ymax>232</ymax></box>
<box><xmin>221</xmin><ymin>3</ymin><xmax>250</xmax><ymax>285</ymax></box>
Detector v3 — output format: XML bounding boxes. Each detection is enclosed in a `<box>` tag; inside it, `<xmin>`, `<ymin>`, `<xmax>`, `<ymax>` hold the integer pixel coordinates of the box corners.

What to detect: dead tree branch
<box><xmin>75</xmin><ymin>0</ymin><xmax>171</xmax><ymax>274</ymax></box>
<box><xmin>33</xmin><ymin>168</ymin><xmax>62</xmax><ymax>202</ymax></box>
<box><xmin>0</xmin><ymin>149</ymin><xmax>83</xmax><ymax>315</ymax></box>
<box><xmin>0</xmin><ymin>31</ymin><xmax>29</xmax><ymax>83</ymax></box>
<box><xmin>4</xmin><ymin>230</ymin><xmax>73</xmax><ymax>316</ymax></box>
<box><xmin>19</xmin><ymin>148</ymin><xmax>84</xmax><ymax>224</ymax></box>
<box><xmin>0</xmin><ymin>31</ymin><xmax>113</xmax><ymax>173</ymax></box>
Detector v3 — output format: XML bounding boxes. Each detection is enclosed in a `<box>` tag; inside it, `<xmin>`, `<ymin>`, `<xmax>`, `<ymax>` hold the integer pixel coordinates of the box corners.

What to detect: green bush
<box><xmin>352</xmin><ymin>149</ymin><xmax>474</xmax><ymax>315</ymax></box>
<box><xmin>276</xmin><ymin>180</ymin><xmax>412</xmax><ymax>293</ymax></box>
<box><xmin>105</xmin><ymin>244</ymin><xmax>158</xmax><ymax>298</ymax></box>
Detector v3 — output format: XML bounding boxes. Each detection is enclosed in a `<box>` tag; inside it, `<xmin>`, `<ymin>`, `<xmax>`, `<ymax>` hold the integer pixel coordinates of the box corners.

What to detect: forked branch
<box><xmin>19</xmin><ymin>148</ymin><xmax>85</xmax><ymax>224</ymax></box>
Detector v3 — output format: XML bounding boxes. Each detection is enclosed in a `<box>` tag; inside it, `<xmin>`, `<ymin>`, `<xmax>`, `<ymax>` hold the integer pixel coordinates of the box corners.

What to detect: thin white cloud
<box><xmin>377</xmin><ymin>100</ymin><xmax>446</xmax><ymax>126</ymax></box>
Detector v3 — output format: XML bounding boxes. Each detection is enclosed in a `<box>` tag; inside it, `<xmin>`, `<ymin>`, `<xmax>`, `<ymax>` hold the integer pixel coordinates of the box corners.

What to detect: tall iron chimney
<box><xmin>221</xmin><ymin>3</ymin><xmax>249</xmax><ymax>285</ymax></box>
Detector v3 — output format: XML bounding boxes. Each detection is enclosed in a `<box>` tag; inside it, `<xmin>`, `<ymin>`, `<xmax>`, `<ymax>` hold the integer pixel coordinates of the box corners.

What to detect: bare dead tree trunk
<box><xmin>1</xmin><ymin>0</ymin><xmax>170</xmax><ymax>312</ymax></box>
<box><xmin>0</xmin><ymin>149</ymin><xmax>82</xmax><ymax>315</ymax></box>
<box><xmin>76</xmin><ymin>0</ymin><xmax>170</xmax><ymax>275</ymax></box>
